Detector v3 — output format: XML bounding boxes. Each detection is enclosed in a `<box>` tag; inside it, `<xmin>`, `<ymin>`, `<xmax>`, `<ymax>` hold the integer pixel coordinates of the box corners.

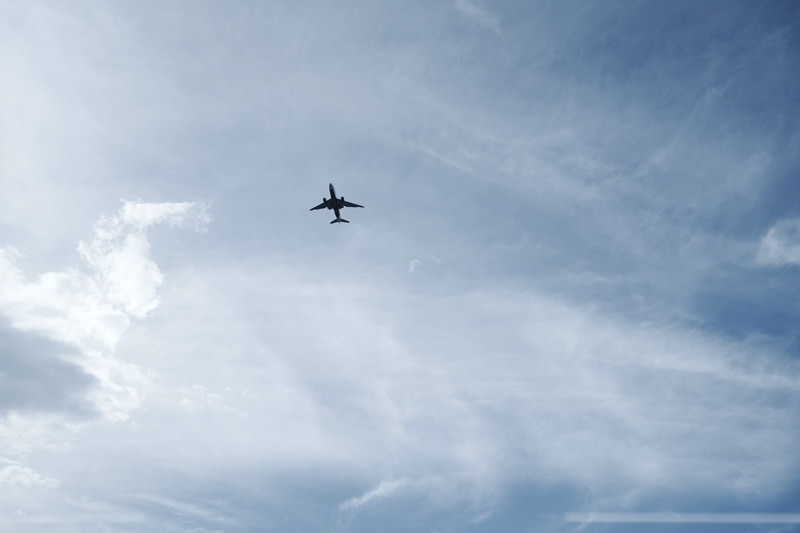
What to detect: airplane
<box><xmin>309</xmin><ymin>183</ymin><xmax>364</xmax><ymax>224</ymax></box>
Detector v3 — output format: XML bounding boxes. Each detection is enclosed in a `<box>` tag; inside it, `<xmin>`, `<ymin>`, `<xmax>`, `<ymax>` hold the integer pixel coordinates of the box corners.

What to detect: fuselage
<box><xmin>329</xmin><ymin>183</ymin><xmax>341</xmax><ymax>220</ymax></box>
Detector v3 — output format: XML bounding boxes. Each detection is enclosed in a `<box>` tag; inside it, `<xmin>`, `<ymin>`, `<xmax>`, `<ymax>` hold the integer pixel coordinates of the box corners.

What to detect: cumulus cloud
<box><xmin>756</xmin><ymin>218</ymin><xmax>800</xmax><ymax>267</ymax></box>
<box><xmin>78</xmin><ymin>201</ymin><xmax>211</xmax><ymax>319</ymax></box>
<box><xmin>0</xmin><ymin>200</ymin><xmax>210</xmax><ymax>420</ymax></box>
<box><xmin>0</xmin><ymin>248</ymin><xmax>125</xmax><ymax>355</ymax></box>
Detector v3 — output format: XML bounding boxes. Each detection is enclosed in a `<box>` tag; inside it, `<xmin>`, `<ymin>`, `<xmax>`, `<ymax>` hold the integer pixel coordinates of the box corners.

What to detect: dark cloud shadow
<box><xmin>0</xmin><ymin>320</ymin><xmax>97</xmax><ymax>418</ymax></box>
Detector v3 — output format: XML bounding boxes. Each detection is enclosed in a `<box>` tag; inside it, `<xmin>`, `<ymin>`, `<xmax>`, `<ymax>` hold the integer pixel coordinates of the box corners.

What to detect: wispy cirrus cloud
<box><xmin>453</xmin><ymin>0</ymin><xmax>501</xmax><ymax>34</ymax></box>
<box><xmin>1</xmin><ymin>2</ymin><xmax>797</xmax><ymax>531</ymax></box>
<box><xmin>339</xmin><ymin>479</ymin><xmax>409</xmax><ymax>511</ymax></box>
<box><xmin>565</xmin><ymin>512</ymin><xmax>800</xmax><ymax>524</ymax></box>
<box><xmin>142</xmin><ymin>269</ymin><xmax>799</xmax><ymax>518</ymax></box>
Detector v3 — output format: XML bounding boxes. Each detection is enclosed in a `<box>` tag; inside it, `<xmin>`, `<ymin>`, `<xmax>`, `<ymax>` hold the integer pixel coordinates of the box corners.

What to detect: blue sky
<box><xmin>1</xmin><ymin>1</ymin><xmax>799</xmax><ymax>532</ymax></box>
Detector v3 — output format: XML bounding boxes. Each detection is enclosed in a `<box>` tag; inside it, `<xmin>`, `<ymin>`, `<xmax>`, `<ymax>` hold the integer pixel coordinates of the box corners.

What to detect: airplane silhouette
<box><xmin>309</xmin><ymin>183</ymin><xmax>364</xmax><ymax>224</ymax></box>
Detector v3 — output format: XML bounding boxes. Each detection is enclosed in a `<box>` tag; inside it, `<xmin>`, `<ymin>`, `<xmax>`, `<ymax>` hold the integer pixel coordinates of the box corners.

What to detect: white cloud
<box><xmin>123</xmin><ymin>266</ymin><xmax>800</xmax><ymax>514</ymax></box>
<box><xmin>0</xmin><ymin>460</ymin><xmax>59</xmax><ymax>489</ymax></box>
<box><xmin>756</xmin><ymin>218</ymin><xmax>800</xmax><ymax>267</ymax></box>
<box><xmin>565</xmin><ymin>512</ymin><xmax>800</xmax><ymax>524</ymax></box>
<box><xmin>453</xmin><ymin>0</ymin><xmax>501</xmax><ymax>34</ymax></box>
<box><xmin>340</xmin><ymin>479</ymin><xmax>409</xmax><ymax>510</ymax></box>
<box><xmin>0</xmin><ymin>248</ymin><xmax>128</xmax><ymax>355</ymax></box>
<box><xmin>134</xmin><ymin>495</ymin><xmax>233</xmax><ymax>527</ymax></box>
<box><xmin>0</xmin><ymin>200</ymin><xmax>210</xmax><ymax>420</ymax></box>
<box><xmin>0</xmin><ymin>3</ymin><xmax>797</xmax><ymax>530</ymax></box>
<box><xmin>78</xmin><ymin>200</ymin><xmax>211</xmax><ymax>318</ymax></box>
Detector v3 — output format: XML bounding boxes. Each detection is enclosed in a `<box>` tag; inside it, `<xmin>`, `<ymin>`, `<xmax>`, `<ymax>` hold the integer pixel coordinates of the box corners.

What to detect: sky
<box><xmin>1</xmin><ymin>1</ymin><xmax>799</xmax><ymax>532</ymax></box>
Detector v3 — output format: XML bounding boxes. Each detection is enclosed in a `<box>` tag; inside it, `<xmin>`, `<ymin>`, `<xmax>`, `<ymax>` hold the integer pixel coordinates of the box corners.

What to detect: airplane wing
<box><xmin>341</xmin><ymin>200</ymin><xmax>364</xmax><ymax>208</ymax></box>
<box><xmin>310</xmin><ymin>200</ymin><xmax>329</xmax><ymax>211</ymax></box>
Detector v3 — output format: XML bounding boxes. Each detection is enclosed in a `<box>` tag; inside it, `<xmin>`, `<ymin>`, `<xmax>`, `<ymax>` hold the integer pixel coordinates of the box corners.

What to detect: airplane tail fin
<box><xmin>330</xmin><ymin>218</ymin><xmax>350</xmax><ymax>224</ymax></box>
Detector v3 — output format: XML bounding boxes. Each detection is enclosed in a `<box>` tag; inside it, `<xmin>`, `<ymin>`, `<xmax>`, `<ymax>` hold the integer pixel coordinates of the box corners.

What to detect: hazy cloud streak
<box><xmin>757</xmin><ymin>218</ymin><xmax>800</xmax><ymax>267</ymax></box>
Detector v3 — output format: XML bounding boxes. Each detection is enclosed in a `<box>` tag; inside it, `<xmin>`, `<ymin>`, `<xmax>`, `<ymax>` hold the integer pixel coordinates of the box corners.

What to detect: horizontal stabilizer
<box><xmin>331</xmin><ymin>218</ymin><xmax>350</xmax><ymax>224</ymax></box>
